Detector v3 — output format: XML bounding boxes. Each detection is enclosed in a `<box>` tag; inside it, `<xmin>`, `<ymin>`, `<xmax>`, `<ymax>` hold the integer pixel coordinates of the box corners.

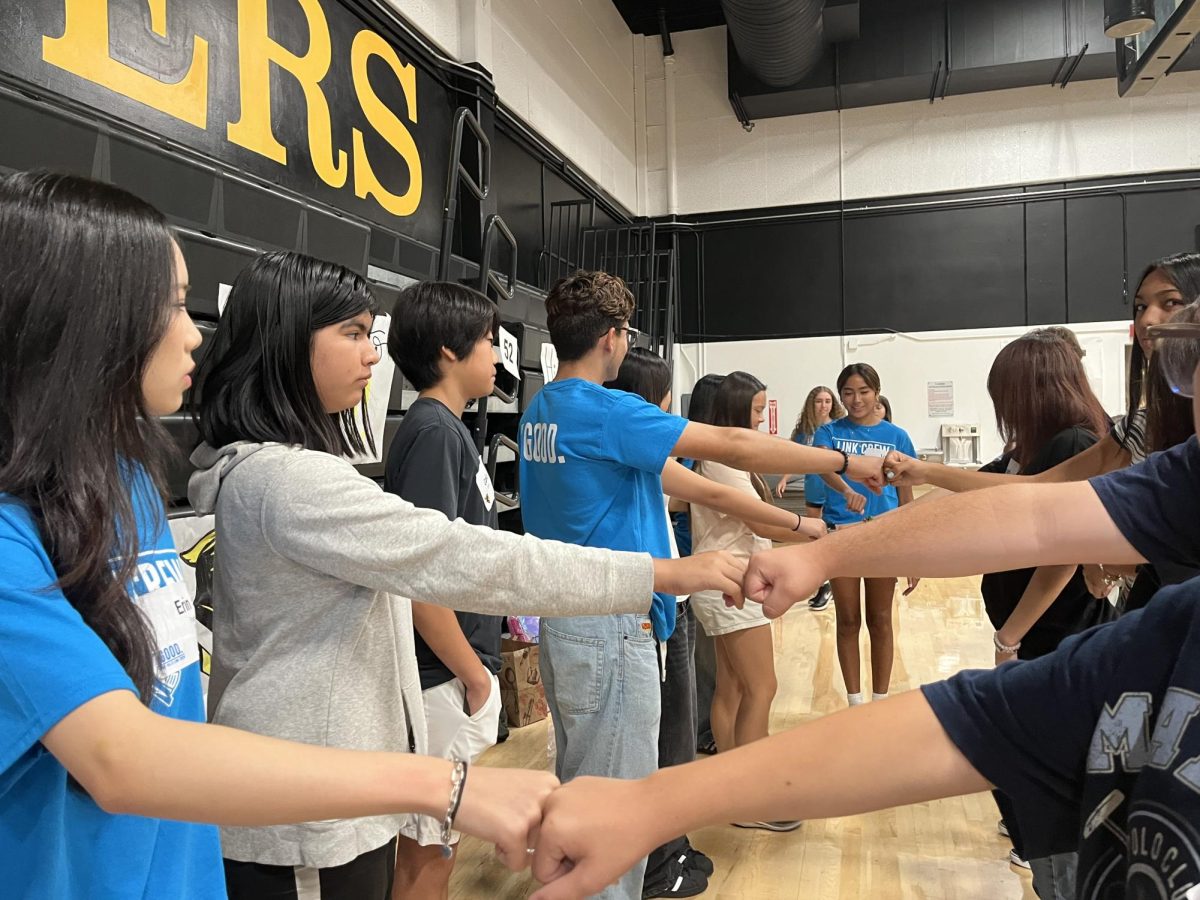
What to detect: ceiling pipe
<box><xmin>720</xmin><ymin>0</ymin><xmax>827</xmax><ymax>87</ymax></box>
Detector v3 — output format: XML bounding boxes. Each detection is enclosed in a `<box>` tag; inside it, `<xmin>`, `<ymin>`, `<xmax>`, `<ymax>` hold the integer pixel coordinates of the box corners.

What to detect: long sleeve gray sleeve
<box><xmin>260</xmin><ymin>450</ymin><xmax>653</xmax><ymax>617</ymax></box>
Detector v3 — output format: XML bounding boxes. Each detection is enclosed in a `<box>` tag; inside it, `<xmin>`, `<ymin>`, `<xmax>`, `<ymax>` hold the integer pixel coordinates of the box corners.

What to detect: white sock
<box><xmin>847</xmin><ymin>692</ymin><xmax>865</xmax><ymax>706</ymax></box>
<box><xmin>872</xmin><ymin>692</ymin><xmax>889</xmax><ymax>702</ymax></box>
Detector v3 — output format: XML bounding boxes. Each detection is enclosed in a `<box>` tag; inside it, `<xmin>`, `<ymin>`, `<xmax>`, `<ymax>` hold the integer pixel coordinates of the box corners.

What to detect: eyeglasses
<box><xmin>1147</xmin><ymin>321</ymin><xmax>1200</xmax><ymax>398</ymax></box>
<box><xmin>617</xmin><ymin>326</ymin><xmax>642</xmax><ymax>346</ymax></box>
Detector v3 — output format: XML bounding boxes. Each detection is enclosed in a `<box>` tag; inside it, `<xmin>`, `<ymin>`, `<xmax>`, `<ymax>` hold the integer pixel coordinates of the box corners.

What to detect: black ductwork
<box><xmin>720</xmin><ymin>0</ymin><xmax>827</xmax><ymax>87</ymax></box>
<box><xmin>727</xmin><ymin>0</ymin><xmax>1200</xmax><ymax>120</ymax></box>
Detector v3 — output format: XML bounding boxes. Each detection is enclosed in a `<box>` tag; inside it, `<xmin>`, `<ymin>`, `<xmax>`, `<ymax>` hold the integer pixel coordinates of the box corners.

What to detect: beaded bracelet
<box><xmin>440</xmin><ymin>759</ymin><xmax>469</xmax><ymax>858</ymax></box>
<box><xmin>993</xmin><ymin>632</ymin><xmax>1021</xmax><ymax>655</ymax></box>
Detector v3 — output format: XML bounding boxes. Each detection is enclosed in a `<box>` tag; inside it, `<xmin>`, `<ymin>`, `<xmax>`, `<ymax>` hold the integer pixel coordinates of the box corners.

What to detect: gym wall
<box><xmin>393</xmin><ymin>0</ymin><xmax>641</xmax><ymax>212</ymax></box>
<box><xmin>639</xmin><ymin>24</ymin><xmax>1200</xmax><ymax>460</ymax></box>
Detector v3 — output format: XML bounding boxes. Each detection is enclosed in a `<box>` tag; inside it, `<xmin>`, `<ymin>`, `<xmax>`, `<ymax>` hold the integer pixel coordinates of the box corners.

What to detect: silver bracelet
<box><xmin>993</xmin><ymin>632</ymin><xmax>1021</xmax><ymax>654</ymax></box>
<box><xmin>440</xmin><ymin>758</ymin><xmax>468</xmax><ymax>857</ymax></box>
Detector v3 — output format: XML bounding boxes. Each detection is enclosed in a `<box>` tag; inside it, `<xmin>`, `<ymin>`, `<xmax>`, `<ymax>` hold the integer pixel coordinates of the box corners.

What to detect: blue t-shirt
<box><xmin>793</xmin><ymin>431</ymin><xmax>827</xmax><ymax>506</ymax></box>
<box><xmin>0</xmin><ymin>471</ymin><xmax>223</xmax><ymax>900</ymax></box>
<box><xmin>923</xmin><ymin>581</ymin><xmax>1200</xmax><ymax>897</ymax></box>
<box><xmin>671</xmin><ymin>459</ymin><xmax>696</xmax><ymax>557</ymax></box>
<box><xmin>519</xmin><ymin>379</ymin><xmax>687</xmax><ymax>639</ymax></box>
<box><xmin>813</xmin><ymin>419</ymin><xmax>915</xmax><ymax>526</ymax></box>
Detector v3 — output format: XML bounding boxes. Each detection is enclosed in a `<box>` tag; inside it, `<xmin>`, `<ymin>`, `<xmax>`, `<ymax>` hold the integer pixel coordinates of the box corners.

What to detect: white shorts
<box><xmin>398</xmin><ymin>673</ymin><xmax>502</xmax><ymax>846</ymax></box>
<box><xmin>691</xmin><ymin>588</ymin><xmax>771</xmax><ymax>637</ymax></box>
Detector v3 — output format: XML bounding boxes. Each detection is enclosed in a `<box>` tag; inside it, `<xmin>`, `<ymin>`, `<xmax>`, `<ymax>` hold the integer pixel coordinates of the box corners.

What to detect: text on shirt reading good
<box><xmin>521</xmin><ymin>422</ymin><xmax>567</xmax><ymax>464</ymax></box>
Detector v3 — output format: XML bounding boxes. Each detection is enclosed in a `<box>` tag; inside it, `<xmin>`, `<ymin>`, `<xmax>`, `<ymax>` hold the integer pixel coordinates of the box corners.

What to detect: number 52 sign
<box><xmin>498</xmin><ymin>325</ymin><xmax>521</xmax><ymax>380</ymax></box>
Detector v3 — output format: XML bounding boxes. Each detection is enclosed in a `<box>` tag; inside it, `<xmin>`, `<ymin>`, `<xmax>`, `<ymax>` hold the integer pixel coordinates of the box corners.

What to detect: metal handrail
<box><xmin>437</xmin><ymin>107</ymin><xmax>492</xmax><ymax>280</ymax></box>
<box><xmin>479</xmin><ymin>214</ymin><xmax>519</xmax><ymax>410</ymax></box>
<box><xmin>480</xmin><ymin>213</ymin><xmax>518</xmax><ymax>301</ymax></box>
<box><xmin>487</xmin><ymin>433</ymin><xmax>520</xmax><ymax>509</ymax></box>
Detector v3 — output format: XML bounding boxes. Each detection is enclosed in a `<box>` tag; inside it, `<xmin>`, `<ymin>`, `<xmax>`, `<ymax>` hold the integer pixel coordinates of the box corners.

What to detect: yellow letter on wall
<box><xmin>43</xmin><ymin>0</ymin><xmax>209</xmax><ymax>129</ymax></box>
<box><xmin>227</xmin><ymin>0</ymin><xmax>348</xmax><ymax>188</ymax></box>
<box><xmin>350</xmin><ymin>29</ymin><xmax>422</xmax><ymax>217</ymax></box>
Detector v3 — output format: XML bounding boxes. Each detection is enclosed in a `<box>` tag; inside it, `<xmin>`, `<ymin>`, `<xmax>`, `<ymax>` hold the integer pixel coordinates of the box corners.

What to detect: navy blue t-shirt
<box><xmin>925</xmin><ymin>583</ymin><xmax>1200</xmax><ymax>898</ymax></box>
<box><xmin>1090</xmin><ymin>434</ymin><xmax>1200</xmax><ymax>574</ymax></box>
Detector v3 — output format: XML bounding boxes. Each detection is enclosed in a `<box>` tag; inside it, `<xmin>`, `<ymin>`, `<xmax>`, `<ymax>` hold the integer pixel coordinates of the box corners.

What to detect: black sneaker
<box><xmin>642</xmin><ymin>863</ymin><xmax>709</xmax><ymax>898</ymax></box>
<box><xmin>808</xmin><ymin>583</ymin><xmax>832</xmax><ymax>611</ymax></box>
<box><xmin>678</xmin><ymin>847</ymin><xmax>714</xmax><ymax>877</ymax></box>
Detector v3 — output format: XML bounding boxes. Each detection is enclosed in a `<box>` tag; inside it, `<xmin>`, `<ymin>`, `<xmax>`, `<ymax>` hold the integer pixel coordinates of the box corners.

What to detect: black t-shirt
<box><xmin>924</xmin><ymin>582</ymin><xmax>1200</xmax><ymax>899</ymax></box>
<box><xmin>980</xmin><ymin>427</ymin><xmax>1112</xmax><ymax>659</ymax></box>
<box><xmin>384</xmin><ymin>397</ymin><xmax>502</xmax><ymax>690</ymax></box>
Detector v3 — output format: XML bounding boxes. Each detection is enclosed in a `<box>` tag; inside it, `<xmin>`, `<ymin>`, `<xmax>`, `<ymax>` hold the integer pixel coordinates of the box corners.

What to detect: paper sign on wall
<box><xmin>540</xmin><ymin>342</ymin><xmax>559</xmax><ymax>382</ymax></box>
<box><xmin>927</xmin><ymin>380</ymin><xmax>955</xmax><ymax>418</ymax></box>
<box><xmin>768</xmin><ymin>399</ymin><xmax>778</xmax><ymax>435</ymax></box>
<box><xmin>498</xmin><ymin>325</ymin><xmax>521</xmax><ymax>380</ymax></box>
<box><xmin>217</xmin><ymin>283</ymin><xmax>232</xmax><ymax>316</ymax></box>
<box><xmin>352</xmin><ymin>313</ymin><xmax>396</xmax><ymax>464</ymax></box>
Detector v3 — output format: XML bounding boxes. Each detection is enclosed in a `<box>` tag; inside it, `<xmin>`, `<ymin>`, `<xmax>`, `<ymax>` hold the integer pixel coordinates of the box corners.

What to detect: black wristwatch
<box><xmin>835</xmin><ymin>448</ymin><xmax>850</xmax><ymax>475</ymax></box>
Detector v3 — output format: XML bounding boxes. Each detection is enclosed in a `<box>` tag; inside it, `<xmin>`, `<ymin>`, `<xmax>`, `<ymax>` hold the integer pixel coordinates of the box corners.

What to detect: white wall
<box><xmin>387</xmin><ymin>0</ymin><xmax>640</xmax><ymax>212</ymax></box>
<box><xmin>643</xmin><ymin>25</ymin><xmax>1200</xmax><ymax>217</ymax></box>
<box><xmin>675</xmin><ymin>320</ymin><xmax>1132</xmax><ymax>462</ymax></box>
<box><xmin>382</xmin><ymin>0</ymin><xmax>459</xmax><ymax>58</ymax></box>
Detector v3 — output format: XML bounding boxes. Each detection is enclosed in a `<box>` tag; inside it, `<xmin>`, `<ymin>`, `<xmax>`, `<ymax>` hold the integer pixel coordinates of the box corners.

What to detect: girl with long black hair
<box><xmin>0</xmin><ymin>172</ymin><xmax>739</xmax><ymax>900</ymax></box>
<box><xmin>189</xmin><ymin>254</ymin><xmax>743</xmax><ymax>898</ymax></box>
<box><xmin>0</xmin><ymin>171</ymin><xmax>560</xmax><ymax>900</ymax></box>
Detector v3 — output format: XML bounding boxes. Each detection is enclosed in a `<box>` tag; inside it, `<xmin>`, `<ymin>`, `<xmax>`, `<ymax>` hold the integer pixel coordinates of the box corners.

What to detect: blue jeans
<box><xmin>541</xmin><ymin>613</ymin><xmax>662</xmax><ymax>900</ymax></box>
<box><xmin>1030</xmin><ymin>852</ymin><xmax>1078</xmax><ymax>900</ymax></box>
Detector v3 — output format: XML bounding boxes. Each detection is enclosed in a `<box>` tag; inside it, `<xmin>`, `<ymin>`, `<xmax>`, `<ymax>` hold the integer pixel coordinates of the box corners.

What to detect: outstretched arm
<box><xmin>744</xmin><ymin>481</ymin><xmax>1144</xmax><ymax>618</ymax></box>
<box><xmin>885</xmin><ymin>434</ymin><xmax>1130</xmax><ymax>492</ymax></box>
<box><xmin>820</xmin><ymin>472</ymin><xmax>867</xmax><ymax>514</ymax></box>
<box><xmin>673</xmin><ymin>423</ymin><xmax>884</xmax><ymax>489</ymax></box>
<box><xmin>44</xmin><ymin>691</ymin><xmax>553</xmax><ymax>870</ymax></box>
<box><xmin>531</xmin><ymin>691</ymin><xmax>985</xmax><ymax>899</ymax></box>
<box><xmin>661</xmin><ymin>460</ymin><xmax>824</xmax><ymax>542</ymax></box>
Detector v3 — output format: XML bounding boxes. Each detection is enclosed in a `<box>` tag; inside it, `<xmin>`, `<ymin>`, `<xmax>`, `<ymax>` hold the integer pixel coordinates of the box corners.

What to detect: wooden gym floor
<box><xmin>450</xmin><ymin>574</ymin><xmax>1037</xmax><ymax>899</ymax></box>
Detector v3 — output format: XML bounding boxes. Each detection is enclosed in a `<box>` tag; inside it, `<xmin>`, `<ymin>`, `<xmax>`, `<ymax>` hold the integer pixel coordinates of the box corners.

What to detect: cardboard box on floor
<box><xmin>500</xmin><ymin>637</ymin><xmax>548</xmax><ymax>727</ymax></box>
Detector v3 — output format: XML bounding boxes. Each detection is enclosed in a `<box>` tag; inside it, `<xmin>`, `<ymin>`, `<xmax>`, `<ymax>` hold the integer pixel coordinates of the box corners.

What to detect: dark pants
<box><xmin>645</xmin><ymin>601</ymin><xmax>699</xmax><ymax>886</ymax></box>
<box><xmin>224</xmin><ymin>838</ymin><xmax>396</xmax><ymax>900</ymax></box>
<box><xmin>694</xmin><ymin>615</ymin><xmax>716</xmax><ymax>749</ymax></box>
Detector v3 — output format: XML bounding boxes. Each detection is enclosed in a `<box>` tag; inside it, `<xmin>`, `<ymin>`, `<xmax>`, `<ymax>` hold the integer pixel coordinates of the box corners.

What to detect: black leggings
<box><xmin>224</xmin><ymin>837</ymin><xmax>397</xmax><ymax>900</ymax></box>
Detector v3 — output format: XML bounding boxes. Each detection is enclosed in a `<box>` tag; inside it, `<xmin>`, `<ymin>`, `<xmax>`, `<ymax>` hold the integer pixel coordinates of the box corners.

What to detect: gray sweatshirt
<box><xmin>187</xmin><ymin>441</ymin><xmax>653</xmax><ymax>868</ymax></box>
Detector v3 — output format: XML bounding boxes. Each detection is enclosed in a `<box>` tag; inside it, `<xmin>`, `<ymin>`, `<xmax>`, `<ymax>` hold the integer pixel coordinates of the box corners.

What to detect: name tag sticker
<box><xmin>476</xmin><ymin>459</ymin><xmax>495</xmax><ymax>511</ymax></box>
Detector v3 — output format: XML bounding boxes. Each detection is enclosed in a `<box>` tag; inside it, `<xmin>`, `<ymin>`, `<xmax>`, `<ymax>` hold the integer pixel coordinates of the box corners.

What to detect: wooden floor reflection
<box><xmin>449</xmin><ymin>575</ymin><xmax>1037</xmax><ymax>899</ymax></box>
